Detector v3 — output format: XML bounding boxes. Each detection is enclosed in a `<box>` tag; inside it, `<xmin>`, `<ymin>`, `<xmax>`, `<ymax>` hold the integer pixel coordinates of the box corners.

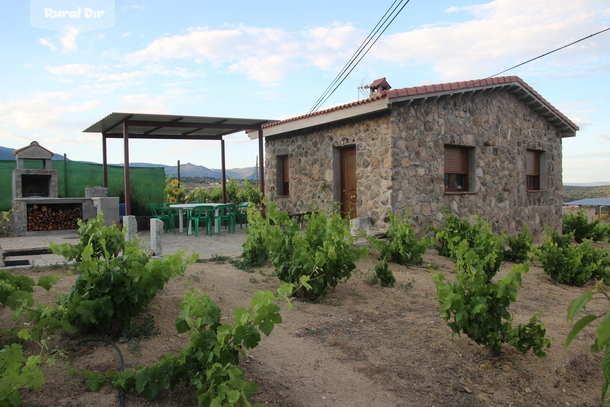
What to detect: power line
<box><xmin>308</xmin><ymin>0</ymin><xmax>410</xmax><ymax>114</ymax></box>
<box><xmin>486</xmin><ymin>26</ymin><xmax>610</xmax><ymax>79</ymax></box>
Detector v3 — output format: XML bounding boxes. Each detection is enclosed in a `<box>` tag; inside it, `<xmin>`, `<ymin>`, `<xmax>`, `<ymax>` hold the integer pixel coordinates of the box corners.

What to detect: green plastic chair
<box><xmin>149</xmin><ymin>204</ymin><xmax>175</xmax><ymax>234</ymax></box>
<box><xmin>188</xmin><ymin>206</ymin><xmax>213</xmax><ymax>237</ymax></box>
<box><xmin>236</xmin><ymin>202</ymin><xmax>249</xmax><ymax>229</ymax></box>
<box><xmin>165</xmin><ymin>203</ymin><xmax>181</xmax><ymax>228</ymax></box>
<box><xmin>214</xmin><ymin>204</ymin><xmax>237</xmax><ymax>235</ymax></box>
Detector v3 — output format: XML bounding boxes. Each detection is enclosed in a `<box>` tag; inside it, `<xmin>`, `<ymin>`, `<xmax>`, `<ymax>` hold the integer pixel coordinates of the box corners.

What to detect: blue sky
<box><xmin>0</xmin><ymin>0</ymin><xmax>608</xmax><ymax>183</ymax></box>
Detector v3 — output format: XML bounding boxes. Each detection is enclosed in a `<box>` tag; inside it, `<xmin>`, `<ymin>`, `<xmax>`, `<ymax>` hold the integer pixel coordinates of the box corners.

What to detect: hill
<box><xmin>0</xmin><ymin>145</ymin><xmax>66</xmax><ymax>160</ymax></box>
<box><xmin>0</xmin><ymin>144</ymin><xmax>257</xmax><ymax>180</ymax></box>
<box><xmin>163</xmin><ymin>163</ymin><xmax>257</xmax><ymax>180</ymax></box>
<box><xmin>563</xmin><ymin>184</ymin><xmax>610</xmax><ymax>203</ymax></box>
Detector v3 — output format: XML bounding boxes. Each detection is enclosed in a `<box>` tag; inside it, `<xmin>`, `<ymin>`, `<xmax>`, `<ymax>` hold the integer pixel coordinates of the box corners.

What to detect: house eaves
<box><xmin>248</xmin><ymin>96</ymin><xmax>390</xmax><ymax>139</ymax></box>
<box><xmin>385</xmin><ymin>76</ymin><xmax>578</xmax><ymax>138</ymax></box>
<box><xmin>250</xmin><ymin>76</ymin><xmax>578</xmax><ymax>139</ymax></box>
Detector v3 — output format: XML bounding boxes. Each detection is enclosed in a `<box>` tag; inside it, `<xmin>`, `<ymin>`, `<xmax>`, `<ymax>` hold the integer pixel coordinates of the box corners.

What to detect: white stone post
<box><xmin>123</xmin><ymin>215</ymin><xmax>137</xmax><ymax>241</ymax></box>
<box><xmin>150</xmin><ymin>218</ymin><xmax>163</xmax><ymax>256</ymax></box>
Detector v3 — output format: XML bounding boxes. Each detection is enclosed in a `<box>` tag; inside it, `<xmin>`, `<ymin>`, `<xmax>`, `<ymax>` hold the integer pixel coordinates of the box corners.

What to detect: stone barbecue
<box><xmin>11</xmin><ymin>141</ymin><xmax>119</xmax><ymax>235</ymax></box>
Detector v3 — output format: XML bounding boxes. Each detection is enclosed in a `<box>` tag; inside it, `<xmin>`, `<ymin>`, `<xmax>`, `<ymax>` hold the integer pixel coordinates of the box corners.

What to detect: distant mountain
<box><xmin>564</xmin><ymin>182</ymin><xmax>610</xmax><ymax>186</ymax></box>
<box><xmin>163</xmin><ymin>162</ymin><xmax>258</xmax><ymax>180</ymax></box>
<box><xmin>563</xmin><ymin>184</ymin><xmax>610</xmax><ymax>203</ymax></box>
<box><xmin>0</xmin><ymin>145</ymin><xmax>66</xmax><ymax>160</ymax></box>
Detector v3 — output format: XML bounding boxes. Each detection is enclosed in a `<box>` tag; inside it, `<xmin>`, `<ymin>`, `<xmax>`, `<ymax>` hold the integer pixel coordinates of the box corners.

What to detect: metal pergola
<box><xmin>83</xmin><ymin>112</ymin><xmax>276</xmax><ymax>215</ymax></box>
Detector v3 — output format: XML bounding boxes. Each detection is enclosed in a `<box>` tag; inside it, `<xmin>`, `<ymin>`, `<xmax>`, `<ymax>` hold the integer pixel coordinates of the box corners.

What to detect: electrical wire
<box><xmin>485</xmin><ymin>26</ymin><xmax>610</xmax><ymax>79</ymax></box>
<box><xmin>308</xmin><ymin>0</ymin><xmax>410</xmax><ymax>114</ymax></box>
<box><xmin>308</xmin><ymin>0</ymin><xmax>404</xmax><ymax>113</ymax></box>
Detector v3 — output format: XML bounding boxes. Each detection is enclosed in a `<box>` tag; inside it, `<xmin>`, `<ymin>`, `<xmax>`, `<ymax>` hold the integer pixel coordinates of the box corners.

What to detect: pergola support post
<box><xmin>221</xmin><ymin>139</ymin><xmax>227</xmax><ymax>203</ymax></box>
<box><xmin>102</xmin><ymin>134</ymin><xmax>108</xmax><ymax>188</ymax></box>
<box><xmin>123</xmin><ymin>122</ymin><xmax>131</xmax><ymax>216</ymax></box>
<box><xmin>258</xmin><ymin>128</ymin><xmax>264</xmax><ymax>199</ymax></box>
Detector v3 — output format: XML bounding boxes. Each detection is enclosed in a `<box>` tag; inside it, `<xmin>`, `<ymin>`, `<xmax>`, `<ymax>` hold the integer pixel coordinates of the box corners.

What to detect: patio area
<box><xmin>0</xmin><ymin>226</ymin><xmax>248</xmax><ymax>268</ymax></box>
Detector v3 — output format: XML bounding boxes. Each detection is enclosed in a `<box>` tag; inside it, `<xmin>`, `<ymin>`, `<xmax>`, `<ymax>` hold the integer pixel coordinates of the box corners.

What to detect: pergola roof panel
<box><xmin>83</xmin><ymin>112</ymin><xmax>276</xmax><ymax>138</ymax></box>
<box><xmin>83</xmin><ymin>112</ymin><xmax>275</xmax><ymax>216</ymax></box>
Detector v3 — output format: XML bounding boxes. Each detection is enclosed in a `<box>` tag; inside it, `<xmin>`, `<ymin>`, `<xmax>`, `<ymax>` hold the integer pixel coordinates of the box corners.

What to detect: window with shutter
<box><xmin>277</xmin><ymin>155</ymin><xmax>289</xmax><ymax>196</ymax></box>
<box><xmin>444</xmin><ymin>146</ymin><xmax>470</xmax><ymax>192</ymax></box>
<box><xmin>526</xmin><ymin>150</ymin><xmax>540</xmax><ymax>191</ymax></box>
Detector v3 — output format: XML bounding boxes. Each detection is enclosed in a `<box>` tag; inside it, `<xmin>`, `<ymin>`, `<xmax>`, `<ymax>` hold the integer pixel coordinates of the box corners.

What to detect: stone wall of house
<box><xmin>390</xmin><ymin>90</ymin><xmax>564</xmax><ymax>240</ymax></box>
<box><xmin>264</xmin><ymin>113</ymin><xmax>393</xmax><ymax>219</ymax></box>
<box><xmin>264</xmin><ymin>89</ymin><xmax>565</xmax><ymax>241</ymax></box>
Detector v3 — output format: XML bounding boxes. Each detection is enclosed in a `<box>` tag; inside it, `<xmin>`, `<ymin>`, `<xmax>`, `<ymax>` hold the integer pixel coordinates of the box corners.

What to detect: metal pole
<box><xmin>177</xmin><ymin>160</ymin><xmax>181</xmax><ymax>185</ymax></box>
<box><xmin>123</xmin><ymin>122</ymin><xmax>131</xmax><ymax>215</ymax></box>
<box><xmin>63</xmin><ymin>154</ymin><xmax>67</xmax><ymax>197</ymax></box>
<box><xmin>221</xmin><ymin>139</ymin><xmax>227</xmax><ymax>203</ymax></box>
<box><xmin>102</xmin><ymin>134</ymin><xmax>108</xmax><ymax>188</ymax></box>
<box><xmin>258</xmin><ymin>128</ymin><xmax>265</xmax><ymax>200</ymax></box>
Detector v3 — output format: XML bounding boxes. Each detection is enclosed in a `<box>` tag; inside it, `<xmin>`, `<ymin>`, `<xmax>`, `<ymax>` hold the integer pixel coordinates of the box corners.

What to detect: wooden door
<box><xmin>340</xmin><ymin>147</ymin><xmax>357</xmax><ymax>219</ymax></box>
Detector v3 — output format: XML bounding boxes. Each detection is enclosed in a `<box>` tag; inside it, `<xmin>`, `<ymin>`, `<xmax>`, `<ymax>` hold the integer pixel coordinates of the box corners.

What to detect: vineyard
<box><xmin>2</xmin><ymin>209</ymin><xmax>610</xmax><ymax>406</ymax></box>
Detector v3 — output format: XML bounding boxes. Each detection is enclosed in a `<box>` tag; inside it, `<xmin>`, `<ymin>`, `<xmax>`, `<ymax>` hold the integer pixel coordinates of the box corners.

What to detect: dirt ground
<box><xmin>5</xmin><ymin>242</ymin><xmax>610</xmax><ymax>407</ymax></box>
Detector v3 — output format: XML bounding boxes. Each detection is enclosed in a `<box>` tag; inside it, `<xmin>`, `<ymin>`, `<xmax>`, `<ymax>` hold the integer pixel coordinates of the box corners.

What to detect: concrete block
<box><xmin>350</xmin><ymin>216</ymin><xmax>373</xmax><ymax>237</ymax></box>
<box><xmin>91</xmin><ymin>197</ymin><xmax>119</xmax><ymax>225</ymax></box>
<box><xmin>85</xmin><ymin>187</ymin><xmax>108</xmax><ymax>198</ymax></box>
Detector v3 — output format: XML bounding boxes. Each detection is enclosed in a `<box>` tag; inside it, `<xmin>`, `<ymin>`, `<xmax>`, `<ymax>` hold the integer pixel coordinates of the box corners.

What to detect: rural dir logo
<box><xmin>30</xmin><ymin>0</ymin><xmax>115</xmax><ymax>33</ymax></box>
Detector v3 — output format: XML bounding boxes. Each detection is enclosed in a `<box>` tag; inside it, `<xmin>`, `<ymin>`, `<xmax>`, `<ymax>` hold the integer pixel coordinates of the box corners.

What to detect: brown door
<box><xmin>340</xmin><ymin>147</ymin><xmax>357</xmax><ymax>219</ymax></box>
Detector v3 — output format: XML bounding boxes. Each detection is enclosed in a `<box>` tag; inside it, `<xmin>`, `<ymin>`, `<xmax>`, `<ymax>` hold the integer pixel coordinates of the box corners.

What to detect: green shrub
<box><xmin>186</xmin><ymin>179</ymin><xmax>261</xmax><ymax>204</ymax></box>
<box><xmin>373</xmin><ymin>258</ymin><xmax>396</xmax><ymax>287</ymax></box>
<box><xmin>563</xmin><ymin>209</ymin><xmax>606</xmax><ymax>243</ymax></box>
<box><xmin>537</xmin><ymin>229</ymin><xmax>610</xmax><ymax>287</ymax></box>
<box><xmin>504</xmin><ymin>225</ymin><xmax>534</xmax><ymax>263</ymax></box>
<box><xmin>381</xmin><ymin>212</ymin><xmax>432</xmax><ymax>265</ymax></box>
<box><xmin>435</xmin><ymin>214</ymin><xmax>505</xmax><ymax>280</ymax></box>
<box><xmin>51</xmin><ymin>213</ymin><xmax>125</xmax><ymax>262</ymax></box>
<box><xmin>78</xmin><ymin>283</ymin><xmax>297</xmax><ymax>406</ymax></box>
<box><xmin>49</xmin><ymin>215</ymin><xmax>197</xmax><ymax>335</ymax></box>
<box><xmin>240</xmin><ymin>204</ymin><xmax>277</xmax><ymax>268</ymax></box>
<box><xmin>433</xmin><ymin>212</ymin><xmax>475</xmax><ymax>257</ymax></box>
<box><xmin>566</xmin><ymin>281</ymin><xmax>610</xmax><ymax>406</ymax></box>
<box><xmin>269</xmin><ymin>205</ymin><xmax>368</xmax><ymax>300</ymax></box>
<box><xmin>435</xmin><ymin>239</ymin><xmax>550</xmax><ymax>356</ymax></box>
<box><xmin>433</xmin><ymin>213</ymin><xmax>504</xmax><ymax>272</ymax></box>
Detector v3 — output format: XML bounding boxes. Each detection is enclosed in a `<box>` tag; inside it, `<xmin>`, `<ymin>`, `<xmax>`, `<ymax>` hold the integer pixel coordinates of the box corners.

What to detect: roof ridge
<box><xmin>260</xmin><ymin>76</ymin><xmax>578</xmax><ymax>133</ymax></box>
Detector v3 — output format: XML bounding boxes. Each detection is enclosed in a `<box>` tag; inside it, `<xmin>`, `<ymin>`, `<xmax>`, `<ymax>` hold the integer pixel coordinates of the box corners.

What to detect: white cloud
<box><xmin>39</xmin><ymin>38</ymin><xmax>58</xmax><ymax>52</ymax></box>
<box><xmin>125</xmin><ymin>24</ymin><xmax>362</xmax><ymax>83</ymax></box>
<box><xmin>228</xmin><ymin>55</ymin><xmax>295</xmax><ymax>83</ymax></box>
<box><xmin>373</xmin><ymin>0</ymin><xmax>610</xmax><ymax>81</ymax></box>
<box><xmin>59</xmin><ymin>28</ymin><xmax>79</xmax><ymax>52</ymax></box>
<box><xmin>46</xmin><ymin>63</ymin><xmax>99</xmax><ymax>76</ymax></box>
<box><xmin>122</xmin><ymin>5</ymin><xmax>145</xmax><ymax>11</ymax></box>
<box><xmin>118</xmin><ymin>94</ymin><xmax>174</xmax><ymax>113</ymax></box>
<box><xmin>39</xmin><ymin>28</ymin><xmax>81</xmax><ymax>53</ymax></box>
<box><xmin>167</xmin><ymin>88</ymin><xmax>188</xmax><ymax>95</ymax></box>
<box><xmin>595</xmin><ymin>133</ymin><xmax>610</xmax><ymax>141</ymax></box>
<box><xmin>0</xmin><ymin>129</ymin><xmax>34</xmax><ymax>145</ymax></box>
<box><xmin>122</xmin><ymin>32</ymin><xmax>132</xmax><ymax>38</ymax></box>
<box><xmin>0</xmin><ymin>93</ymin><xmax>99</xmax><ymax>132</ymax></box>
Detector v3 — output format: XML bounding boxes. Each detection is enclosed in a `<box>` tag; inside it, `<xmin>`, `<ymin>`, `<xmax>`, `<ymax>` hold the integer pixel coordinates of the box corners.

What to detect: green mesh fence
<box><xmin>0</xmin><ymin>160</ymin><xmax>165</xmax><ymax>215</ymax></box>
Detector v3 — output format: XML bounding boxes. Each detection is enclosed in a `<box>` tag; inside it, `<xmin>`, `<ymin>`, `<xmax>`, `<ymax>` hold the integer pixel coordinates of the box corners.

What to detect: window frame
<box><xmin>444</xmin><ymin>145</ymin><xmax>473</xmax><ymax>193</ymax></box>
<box><xmin>526</xmin><ymin>149</ymin><xmax>542</xmax><ymax>191</ymax></box>
<box><xmin>276</xmin><ymin>155</ymin><xmax>290</xmax><ymax>196</ymax></box>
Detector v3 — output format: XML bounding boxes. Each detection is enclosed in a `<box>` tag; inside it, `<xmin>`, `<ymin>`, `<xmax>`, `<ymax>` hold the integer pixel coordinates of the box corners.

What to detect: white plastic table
<box><xmin>169</xmin><ymin>203</ymin><xmax>234</xmax><ymax>234</ymax></box>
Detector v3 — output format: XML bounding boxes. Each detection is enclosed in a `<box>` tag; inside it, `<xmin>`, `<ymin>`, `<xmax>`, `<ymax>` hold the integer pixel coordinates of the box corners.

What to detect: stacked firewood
<box><xmin>27</xmin><ymin>204</ymin><xmax>82</xmax><ymax>231</ymax></box>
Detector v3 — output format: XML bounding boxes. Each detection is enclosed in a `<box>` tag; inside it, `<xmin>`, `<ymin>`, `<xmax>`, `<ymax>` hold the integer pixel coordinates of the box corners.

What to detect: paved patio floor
<box><xmin>0</xmin><ymin>226</ymin><xmax>248</xmax><ymax>268</ymax></box>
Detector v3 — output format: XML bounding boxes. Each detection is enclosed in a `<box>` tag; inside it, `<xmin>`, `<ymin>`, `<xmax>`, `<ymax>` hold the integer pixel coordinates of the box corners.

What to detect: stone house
<box><xmin>249</xmin><ymin>76</ymin><xmax>578</xmax><ymax>239</ymax></box>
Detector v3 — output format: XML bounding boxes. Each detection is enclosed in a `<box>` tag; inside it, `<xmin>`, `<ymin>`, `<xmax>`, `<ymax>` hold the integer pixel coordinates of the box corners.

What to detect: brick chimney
<box><xmin>364</xmin><ymin>78</ymin><xmax>391</xmax><ymax>97</ymax></box>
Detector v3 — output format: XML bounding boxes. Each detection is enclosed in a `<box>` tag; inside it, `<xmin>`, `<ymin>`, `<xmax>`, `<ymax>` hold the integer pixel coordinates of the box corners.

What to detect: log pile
<box><xmin>27</xmin><ymin>204</ymin><xmax>82</xmax><ymax>231</ymax></box>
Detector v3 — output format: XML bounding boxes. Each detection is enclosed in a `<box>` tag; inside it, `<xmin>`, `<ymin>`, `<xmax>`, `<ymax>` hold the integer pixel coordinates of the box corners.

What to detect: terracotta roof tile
<box><xmin>260</xmin><ymin>76</ymin><xmax>578</xmax><ymax>133</ymax></box>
